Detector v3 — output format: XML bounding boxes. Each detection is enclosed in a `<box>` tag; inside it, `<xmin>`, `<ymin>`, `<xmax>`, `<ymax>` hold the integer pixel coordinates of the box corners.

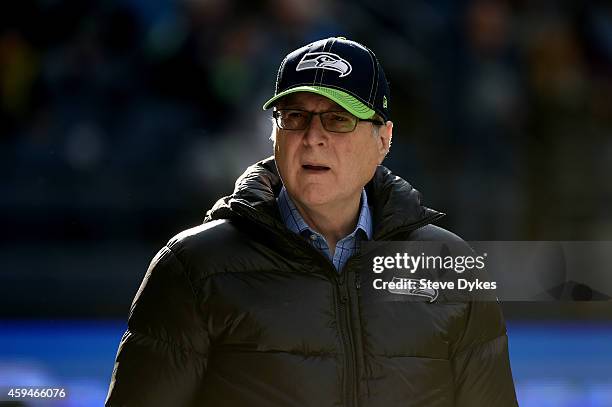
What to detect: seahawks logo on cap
<box><xmin>296</xmin><ymin>52</ymin><xmax>352</xmax><ymax>77</ymax></box>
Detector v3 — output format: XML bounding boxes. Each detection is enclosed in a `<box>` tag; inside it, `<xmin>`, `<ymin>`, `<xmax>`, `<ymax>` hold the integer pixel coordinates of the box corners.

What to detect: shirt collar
<box><xmin>277</xmin><ymin>186</ymin><xmax>373</xmax><ymax>241</ymax></box>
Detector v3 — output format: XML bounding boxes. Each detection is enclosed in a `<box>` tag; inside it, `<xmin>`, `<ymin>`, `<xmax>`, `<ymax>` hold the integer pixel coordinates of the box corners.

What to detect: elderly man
<box><xmin>106</xmin><ymin>37</ymin><xmax>518</xmax><ymax>406</ymax></box>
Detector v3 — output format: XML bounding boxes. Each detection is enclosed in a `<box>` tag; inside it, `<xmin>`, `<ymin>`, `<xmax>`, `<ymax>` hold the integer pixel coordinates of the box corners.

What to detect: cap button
<box><xmin>336</xmin><ymin>36</ymin><xmax>346</xmax><ymax>40</ymax></box>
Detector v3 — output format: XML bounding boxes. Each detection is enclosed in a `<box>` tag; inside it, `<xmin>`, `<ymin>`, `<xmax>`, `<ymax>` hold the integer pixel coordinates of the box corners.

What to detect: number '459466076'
<box><xmin>6</xmin><ymin>387</ymin><xmax>66</xmax><ymax>398</ymax></box>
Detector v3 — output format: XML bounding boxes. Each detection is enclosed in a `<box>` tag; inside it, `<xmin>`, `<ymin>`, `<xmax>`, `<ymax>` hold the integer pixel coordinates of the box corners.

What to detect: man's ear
<box><xmin>378</xmin><ymin>121</ymin><xmax>393</xmax><ymax>164</ymax></box>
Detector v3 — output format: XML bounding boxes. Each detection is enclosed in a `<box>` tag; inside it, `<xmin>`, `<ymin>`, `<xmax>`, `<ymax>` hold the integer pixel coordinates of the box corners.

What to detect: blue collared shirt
<box><xmin>277</xmin><ymin>186</ymin><xmax>373</xmax><ymax>272</ymax></box>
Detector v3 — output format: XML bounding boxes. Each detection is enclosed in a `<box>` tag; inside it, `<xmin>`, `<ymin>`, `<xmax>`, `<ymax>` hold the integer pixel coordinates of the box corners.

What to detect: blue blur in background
<box><xmin>1</xmin><ymin>320</ymin><xmax>611</xmax><ymax>406</ymax></box>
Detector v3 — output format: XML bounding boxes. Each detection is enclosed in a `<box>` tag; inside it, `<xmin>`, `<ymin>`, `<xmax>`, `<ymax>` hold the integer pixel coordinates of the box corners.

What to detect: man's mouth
<box><xmin>302</xmin><ymin>164</ymin><xmax>330</xmax><ymax>172</ymax></box>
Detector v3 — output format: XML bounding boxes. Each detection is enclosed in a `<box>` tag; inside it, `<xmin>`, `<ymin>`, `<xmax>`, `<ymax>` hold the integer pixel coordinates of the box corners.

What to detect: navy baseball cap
<box><xmin>263</xmin><ymin>37</ymin><xmax>390</xmax><ymax>121</ymax></box>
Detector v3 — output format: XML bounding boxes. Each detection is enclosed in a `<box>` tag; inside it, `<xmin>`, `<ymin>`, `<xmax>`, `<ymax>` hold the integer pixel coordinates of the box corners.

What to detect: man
<box><xmin>106</xmin><ymin>37</ymin><xmax>518</xmax><ymax>406</ymax></box>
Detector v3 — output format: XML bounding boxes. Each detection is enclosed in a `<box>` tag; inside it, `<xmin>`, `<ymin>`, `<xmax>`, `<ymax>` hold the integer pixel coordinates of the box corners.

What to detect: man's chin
<box><xmin>292</xmin><ymin>188</ymin><xmax>335</xmax><ymax>209</ymax></box>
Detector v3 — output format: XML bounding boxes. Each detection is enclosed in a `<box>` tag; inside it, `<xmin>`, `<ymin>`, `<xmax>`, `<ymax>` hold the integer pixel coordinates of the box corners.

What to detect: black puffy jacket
<box><xmin>106</xmin><ymin>157</ymin><xmax>518</xmax><ymax>407</ymax></box>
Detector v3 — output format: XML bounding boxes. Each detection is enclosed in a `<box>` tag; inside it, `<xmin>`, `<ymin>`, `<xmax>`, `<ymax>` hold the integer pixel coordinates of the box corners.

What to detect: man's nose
<box><xmin>303</xmin><ymin>114</ymin><xmax>328</xmax><ymax>146</ymax></box>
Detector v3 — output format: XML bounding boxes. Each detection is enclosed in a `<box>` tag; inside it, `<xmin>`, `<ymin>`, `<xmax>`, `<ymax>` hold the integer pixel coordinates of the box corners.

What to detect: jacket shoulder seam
<box><xmin>166</xmin><ymin>245</ymin><xmax>203</xmax><ymax>308</ymax></box>
<box><xmin>125</xmin><ymin>327</ymin><xmax>208</xmax><ymax>359</ymax></box>
<box><xmin>153</xmin><ymin>246</ymin><xmax>209</xmax><ymax>356</ymax></box>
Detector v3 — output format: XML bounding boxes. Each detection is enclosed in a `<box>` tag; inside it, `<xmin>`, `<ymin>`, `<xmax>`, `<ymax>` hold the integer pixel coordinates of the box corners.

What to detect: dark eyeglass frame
<box><xmin>272</xmin><ymin>109</ymin><xmax>384</xmax><ymax>133</ymax></box>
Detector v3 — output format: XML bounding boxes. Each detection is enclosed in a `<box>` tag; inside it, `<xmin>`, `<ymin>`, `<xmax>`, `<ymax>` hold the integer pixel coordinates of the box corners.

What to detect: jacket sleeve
<box><xmin>105</xmin><ymin>246</ymin><xmax>210</xmax><ymax>407</ymax></box>
<box><xmin>450</xmin><ymin>300</ymin><xmax>518</xmax><ymax>406</ymax></box>
<box><xmin>408</xmin><ymin>225</ymin><xmax>518</xmax><ymax>405</ymax></box>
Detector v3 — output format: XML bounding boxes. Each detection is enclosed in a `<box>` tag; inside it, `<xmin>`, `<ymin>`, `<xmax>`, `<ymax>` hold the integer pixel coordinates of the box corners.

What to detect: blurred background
<box><xmin>1</xmin><ymin>0</ymin><xmax>611</xmax><ymax>405</ymax></box>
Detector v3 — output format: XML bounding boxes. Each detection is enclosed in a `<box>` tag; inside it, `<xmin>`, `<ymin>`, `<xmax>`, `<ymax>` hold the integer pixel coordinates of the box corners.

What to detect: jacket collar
<box><xmin>205</xmin><ymin>156</ymin><xmax>444</xmax><ymax>239</ymax></box>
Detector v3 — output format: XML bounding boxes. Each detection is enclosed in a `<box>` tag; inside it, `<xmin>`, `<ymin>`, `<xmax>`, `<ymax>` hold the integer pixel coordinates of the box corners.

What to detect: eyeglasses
<box><xmin>272</xmin><ymin>109</ymin><xmax>383</xmax><ymax>133</ymax></box>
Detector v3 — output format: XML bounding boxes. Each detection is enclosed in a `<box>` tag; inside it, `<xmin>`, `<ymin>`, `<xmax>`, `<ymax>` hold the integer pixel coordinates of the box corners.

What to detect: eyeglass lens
<box><xmin>276</xmin><ymin>110</ymin><xmax>358</xmax><ymax>133</ymax></box>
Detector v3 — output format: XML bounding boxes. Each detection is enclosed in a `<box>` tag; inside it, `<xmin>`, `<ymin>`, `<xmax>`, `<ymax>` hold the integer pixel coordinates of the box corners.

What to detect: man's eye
<box><xmin>330</xmin><ymin>114</ymin><xmax>350</xmax><ymax>122</ymax></box>
<box><xmin>286</xmin><ymin>111</ymin><xmax>305</xmax><ymax>119</ymax></box>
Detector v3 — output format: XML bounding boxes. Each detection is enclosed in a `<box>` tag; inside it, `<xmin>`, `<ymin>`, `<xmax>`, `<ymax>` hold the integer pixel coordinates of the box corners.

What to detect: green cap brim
<box><xmin>262</xmin><ymin>86</ymin><xmax>375</xmax><ymax>120</ymax></box>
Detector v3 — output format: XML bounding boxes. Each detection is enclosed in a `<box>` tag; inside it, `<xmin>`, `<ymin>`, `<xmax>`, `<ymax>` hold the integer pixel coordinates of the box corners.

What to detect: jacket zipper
<box><xmin>336</xmin><ymin>268</ymin><xmax>358</xmax><ymax>407</ymax></box>
<box><xmin>231</xmin><ymin>200</ymin><xmax>359</xmax><ymax>407</ymax></box>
